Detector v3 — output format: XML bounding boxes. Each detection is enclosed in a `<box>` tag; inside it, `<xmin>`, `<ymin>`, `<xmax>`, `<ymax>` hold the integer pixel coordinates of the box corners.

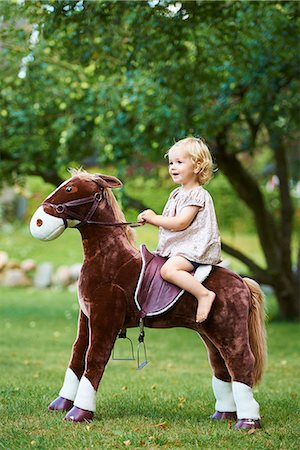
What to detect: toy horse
<box><xmin>30</xmin><ymin>170</ymin><xmax>266</xmax><ymax>430</ymax></box>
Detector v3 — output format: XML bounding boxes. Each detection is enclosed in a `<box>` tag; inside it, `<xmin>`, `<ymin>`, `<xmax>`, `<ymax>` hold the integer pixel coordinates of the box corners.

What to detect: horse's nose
<box><xmin>30</xmin><ymin>206</ymin><xmax>65</xmax><ymax>241</ymax></box>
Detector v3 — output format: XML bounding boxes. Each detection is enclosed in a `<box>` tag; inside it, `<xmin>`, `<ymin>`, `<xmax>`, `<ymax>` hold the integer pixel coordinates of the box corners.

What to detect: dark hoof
<box><xmin>48</xmin><ymin>396</ymin><xmax>74</xmax><ymax>412</ymax></box>
<box><xmin>64</xmin><ymin>406</ymin><xmax>94</xmax><ymax>423</ymax></box>
<box><xmin>235</xmin><ymin>419</ymin><xmax>262</xmax><ymax>430</ymax></box>
<box><xmin>211</xmin><ymin>411</ymin><xmax>237</xmax><ymax>421</ymax></box>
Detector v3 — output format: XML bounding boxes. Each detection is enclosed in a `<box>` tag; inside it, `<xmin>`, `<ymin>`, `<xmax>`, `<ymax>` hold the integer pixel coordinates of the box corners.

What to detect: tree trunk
<box><xmin>214</xmin><ymin>132</ymin><xmax>299</xmax><ymax>320</ymax></box>
<box><xmin>273</xmin><ymin>276</ymin><xmax>300</xmax><ymax>320</ymax></box>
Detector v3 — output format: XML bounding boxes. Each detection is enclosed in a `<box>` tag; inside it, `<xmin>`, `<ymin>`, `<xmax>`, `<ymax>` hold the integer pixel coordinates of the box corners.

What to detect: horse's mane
<box><xmin>69</xmin><ymin>168</ymin><xmax>137</xmax><ymax>248</ymax></box>
<box><xmin>104</xmin><ymin>188</ymin><xmax>137</xmax><ymax>248</ymax></box>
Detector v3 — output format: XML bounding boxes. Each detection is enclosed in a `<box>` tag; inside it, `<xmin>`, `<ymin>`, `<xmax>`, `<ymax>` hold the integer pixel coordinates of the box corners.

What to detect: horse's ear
<box><xmin>93</xmin><ymin>174</ymin><xmax>123</xmax><ymax>189</ymax></box>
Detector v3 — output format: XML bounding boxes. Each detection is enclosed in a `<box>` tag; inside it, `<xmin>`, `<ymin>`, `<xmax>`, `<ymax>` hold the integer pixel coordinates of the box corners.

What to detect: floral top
<box><xmin>156</xmin><ymin>186</ymin><xmax>221</xmax><ymax>264</ymax></box>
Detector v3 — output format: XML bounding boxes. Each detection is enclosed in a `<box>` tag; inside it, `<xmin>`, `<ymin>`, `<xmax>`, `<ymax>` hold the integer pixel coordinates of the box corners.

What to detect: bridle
<box><xmin>43</xmin><ymin>188</ymin><xmax>142</xmax><ymax>229</ymax></box>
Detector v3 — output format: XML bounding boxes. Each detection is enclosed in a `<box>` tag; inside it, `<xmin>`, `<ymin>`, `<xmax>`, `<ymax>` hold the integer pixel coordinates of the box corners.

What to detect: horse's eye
<box><xmin>66</xmin><ymin>186</ymin><xmax>72</xmax><ymax>192</ymax></box>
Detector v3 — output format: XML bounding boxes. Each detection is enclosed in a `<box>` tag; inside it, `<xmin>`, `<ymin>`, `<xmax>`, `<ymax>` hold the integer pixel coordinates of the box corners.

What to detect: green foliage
<box><xmin>0</xmin><ymin>1</ymin><xmax>299</xmax><ymax>184</ymax></box>
<box><xmin>1</xmin><ymin>0</ymin><xmax>299</xmax><ymax>317</ymax></box>
<box><xmin>0</xmin><ymin>288</ymin><xmax>299</xmax><ymax>449</ymax></box>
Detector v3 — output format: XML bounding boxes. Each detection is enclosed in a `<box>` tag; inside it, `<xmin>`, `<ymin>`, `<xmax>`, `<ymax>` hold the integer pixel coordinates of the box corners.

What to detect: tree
<box><xmin>0</xmin><ymin>0</ymin><xmax>299</xmax><ymax>318</ymax></box>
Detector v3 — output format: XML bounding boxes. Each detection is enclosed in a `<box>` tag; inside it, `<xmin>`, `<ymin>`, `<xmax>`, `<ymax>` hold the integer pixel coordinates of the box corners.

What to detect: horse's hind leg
<box><xmin>221</xmin><ymin>340</ymin><xmax>261</xmax><ymax>428</ymax></box>
<box><xmin>200</xmin><ymin>335</ymin><xmax>237</xmax><ymax>420</ymax></box>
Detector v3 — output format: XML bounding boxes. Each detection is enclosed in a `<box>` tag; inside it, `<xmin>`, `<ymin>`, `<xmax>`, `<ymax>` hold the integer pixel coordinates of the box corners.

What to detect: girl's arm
<box><xmin>138</xmin><ymin>206</ymin><xmax>200</xmax><ymax>231</ymax></box>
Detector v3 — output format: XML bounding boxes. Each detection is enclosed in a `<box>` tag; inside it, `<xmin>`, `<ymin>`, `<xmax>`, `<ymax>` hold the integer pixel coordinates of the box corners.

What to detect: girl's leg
<box><xmin>160</xmin><ymin>256</ymin><xmax>215</xmax><ymax>322</ymax></box>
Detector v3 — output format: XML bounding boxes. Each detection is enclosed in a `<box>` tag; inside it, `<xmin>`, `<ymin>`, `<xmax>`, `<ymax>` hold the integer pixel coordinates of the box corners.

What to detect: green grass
<box><xmin>0</xmin><ymin>287</ymin><xmax>299</xmax><ymax>449</ymax></box>
<box><xmin>0</xmin><ymin>221</ymin><xmax>279</xmax><ymax>315</ymax></box>
<box><xmin>1</xmin><ymin>221</ymin><xmax>264</xmax><ymax>272</ymax></box>
<box><xmin>0</xmin><ymin>222</ymin><xmax>280</xmax><ymax>322</ymax></box>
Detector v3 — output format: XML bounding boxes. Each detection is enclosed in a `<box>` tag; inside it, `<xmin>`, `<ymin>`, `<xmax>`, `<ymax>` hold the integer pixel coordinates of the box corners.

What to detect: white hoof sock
<box><xmin>59</xmin><ymin>368</ymin><xmax>80</xmax><ymax>401</ymax></box>
<box><xmin>232</xmin><ymin>381</ymin><xmax>260</xmax><ymax>419</ymax></box>
<box><xmin>74</xmin><ymin>376</ymin><xmax>97</xmax><ymax>412</ymax></box>
<box><xmin>212</xmin><ymin>376</ymin><xmax>236</xmax><ymax>412</ymax></box>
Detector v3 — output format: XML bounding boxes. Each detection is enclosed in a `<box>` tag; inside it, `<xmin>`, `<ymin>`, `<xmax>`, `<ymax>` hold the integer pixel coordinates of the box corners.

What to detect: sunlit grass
<box><xmin>1</xmin><ymin>222</ymin><xmax>264</xmax><ymax>274</ymax></box>
<box><xmin>0</xmin><ymin>287</ymin><xmax>299</xmax><ymax>449</ymax></box>
<box><xmin>0</xmin><ymin>222</ymin><xmax>280</xmax><ymax>322</ymax></box>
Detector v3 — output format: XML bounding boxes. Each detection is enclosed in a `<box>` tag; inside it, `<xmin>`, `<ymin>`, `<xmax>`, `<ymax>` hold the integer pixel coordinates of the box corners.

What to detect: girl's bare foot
<box><xmin>196</xmin><ymin>291</ymin><xmax>216</xmax><ymax>323</ymax></box>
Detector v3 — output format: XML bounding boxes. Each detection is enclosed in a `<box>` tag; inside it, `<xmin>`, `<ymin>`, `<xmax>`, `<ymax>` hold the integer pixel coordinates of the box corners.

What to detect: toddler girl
<box><xmin>138</xmin><ymin>137</ymin><xmax>221</xmax><ymax>323</ymax></box>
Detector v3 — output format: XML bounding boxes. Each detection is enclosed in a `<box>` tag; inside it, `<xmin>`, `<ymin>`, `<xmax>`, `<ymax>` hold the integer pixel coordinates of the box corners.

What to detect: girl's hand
<box><xmin>138</xmin><ymin>209</ymin><xmax>157</xmax><ymax>225</ymax></box>
<box><xmin>139</xmin><ymin>205</ymin><xmax>200</xmax><ymax>231</ymax></box>
<box><xmin>137</xmin><ymin>212</ymin><xmax>145</xmax><ymax>224</ymax></box>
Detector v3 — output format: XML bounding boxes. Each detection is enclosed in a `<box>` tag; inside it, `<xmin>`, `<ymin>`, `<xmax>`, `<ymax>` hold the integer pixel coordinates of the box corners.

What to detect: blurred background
<box><xmin>0</xmin><ymin>0</ymin><xmax>299</xmax><ymax>320</ymax></box>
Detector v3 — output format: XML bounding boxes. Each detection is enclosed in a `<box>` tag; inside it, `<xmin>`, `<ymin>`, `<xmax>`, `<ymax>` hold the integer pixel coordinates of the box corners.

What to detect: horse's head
<box><xmin>30</xmin><ymin>171</ymin><xmax>122</xmax><ymax>241</ymax></box>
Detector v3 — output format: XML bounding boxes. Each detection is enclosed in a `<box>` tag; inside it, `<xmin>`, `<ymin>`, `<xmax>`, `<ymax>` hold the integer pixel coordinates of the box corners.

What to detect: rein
<box><xmin>43</xmin><ymin>190</ymin><xmax>142</xmax><ymax>229</ymax></box>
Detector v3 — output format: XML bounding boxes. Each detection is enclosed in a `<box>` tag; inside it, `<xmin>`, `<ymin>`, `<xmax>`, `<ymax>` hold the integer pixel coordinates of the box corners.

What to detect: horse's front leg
<box><xmin>65</xmin><ymin>290</ymin><xmax>126</xmax><ymax>422</ymax></box>
<box><xmin>48</xmin><ymin>310</ymin><xmax>89</xmax><ymax>412</ymax></box>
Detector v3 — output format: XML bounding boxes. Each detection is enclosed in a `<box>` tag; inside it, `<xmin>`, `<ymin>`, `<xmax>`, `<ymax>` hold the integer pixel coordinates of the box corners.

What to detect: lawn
<box><xmin>0</xmin><ymin>221</ymin><xmax>298</xmax><ymax>448</ymax></box>
<box><xmin>0</xmin><ymin>287</ymin><xmax>299</xmax><ymax>449</ymax></box>
<box><xmin>1</xmin><ymin>220</ymin><xmax>266</xmax><ymax>273</ymax></box>
<box><xmin>0</xmin><ymin>221</ymin><xmax>279</xmax><ymax>320</ymax></box>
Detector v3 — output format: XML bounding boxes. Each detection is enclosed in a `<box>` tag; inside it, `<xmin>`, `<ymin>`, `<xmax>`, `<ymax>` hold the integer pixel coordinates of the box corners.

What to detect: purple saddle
<box><xmin>134</xmin><ymin>245</ymin><xmax>185</xmax><ymax>318</ymax></box>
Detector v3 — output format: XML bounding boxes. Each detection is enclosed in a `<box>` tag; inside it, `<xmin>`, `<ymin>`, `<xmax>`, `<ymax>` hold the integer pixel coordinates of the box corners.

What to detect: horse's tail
<box><xmin>243</xmin><ymin>277</ymin><xmax>267</xmax><ymax>385</ymax></box>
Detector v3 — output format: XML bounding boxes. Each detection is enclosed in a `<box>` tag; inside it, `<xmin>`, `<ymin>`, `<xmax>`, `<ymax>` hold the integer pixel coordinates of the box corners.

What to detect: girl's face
<box><xmin>168</xmin><ymin>146</ymin><xmax>199</xmax><ymax>188</ymax></box>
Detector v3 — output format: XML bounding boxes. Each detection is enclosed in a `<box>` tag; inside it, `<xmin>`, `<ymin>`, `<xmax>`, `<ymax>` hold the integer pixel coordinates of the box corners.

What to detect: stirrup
<box><xmin>112</xmin><ymin>329</ymin><xmax>135</xmax><ymax>361</ymax></box>
<box><xmin>137</xmin><ymin>318</ymin><xmax>149</xmax><ymax>370</ymax></box>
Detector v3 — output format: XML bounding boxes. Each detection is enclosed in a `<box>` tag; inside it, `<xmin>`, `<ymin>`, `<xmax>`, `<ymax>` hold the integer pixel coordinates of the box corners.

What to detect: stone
<box><xmin>2</xmin><ymin>268</ymin><xmax>32</xmax><ymax>287</ymax></box>
<box><xmin>69</xmin><ymin>263</ymin><xmax>82</xmax><ymax>281</ymax></box>
<box><xmin>0</xmin><ymin>251</ymin><xmax>8</xmax><ymax>270</ymax></box>
<box><xmin>21</xmin><ymin>259</ymin><xmax>36</xmax><ymax>272</ymax></box>
<box><xmin>53</xmin><ymin>266</ymin><xmax>72</xmax><ymax>287</ymax></box>
<box><xmin>34</xmin><ymin>262</ymin><xmax>54</xmax><ymax>288</ymax></box>
<box><xmin>6</xmin><ymin>260</ymin><xmax>21</xmax><ymax>269</ymax></box>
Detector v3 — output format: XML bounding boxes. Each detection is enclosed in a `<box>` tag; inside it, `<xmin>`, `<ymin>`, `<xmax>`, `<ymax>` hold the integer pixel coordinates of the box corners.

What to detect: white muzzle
<box><xmin>30</xmin><ymin>206</ymin><xmax>66</xmax><ymax>241</ymax></box>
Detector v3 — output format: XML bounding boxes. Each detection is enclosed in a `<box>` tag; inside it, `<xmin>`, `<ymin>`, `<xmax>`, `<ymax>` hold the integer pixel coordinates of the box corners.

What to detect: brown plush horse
<box><xmin>30</xmin><ymin>170</ymin><xmax>266</xmax><ymax>430</ymax></box>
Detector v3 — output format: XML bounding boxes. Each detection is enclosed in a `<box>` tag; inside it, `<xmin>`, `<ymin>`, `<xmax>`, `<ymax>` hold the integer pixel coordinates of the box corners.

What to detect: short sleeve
<box><xmin>179</xmin><ymin>187</ymin><xmax>205</xmax><ymax>210</ymax></box>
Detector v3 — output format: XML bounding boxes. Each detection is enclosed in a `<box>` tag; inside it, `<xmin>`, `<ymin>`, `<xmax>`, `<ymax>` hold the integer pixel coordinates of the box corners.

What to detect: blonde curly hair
<box><xmin>166</xmin><ymin>137</ymin><xmax>215</xmax><ymax>185</ymax></box>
